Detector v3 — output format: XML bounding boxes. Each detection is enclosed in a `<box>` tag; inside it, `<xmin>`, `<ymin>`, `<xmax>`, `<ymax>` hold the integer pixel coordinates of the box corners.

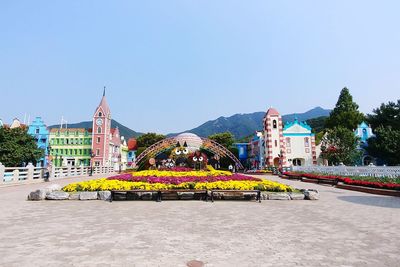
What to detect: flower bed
<box><xmin>63</xmin><ymin>168</ymin><xmax>293</xmax><ymax>193</ymax></box>
<box><xmin>108</xmin><ymin>173</ymin><xmax>261</xmax><ymax>185</ymax></box>
<box><xmin>283</xmin><ymin>172</ymin><xmax>400</xmax><ymax>191</ymax></box>
<box><xmin>63</xmin><ymin>178</ymin><xmax>292</xmax><ymax>192</ymax></box>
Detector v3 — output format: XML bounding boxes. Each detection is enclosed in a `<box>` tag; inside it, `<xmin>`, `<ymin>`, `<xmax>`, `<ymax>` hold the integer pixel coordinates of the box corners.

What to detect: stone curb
<box><xmin>28</xmin><ymin>188</ymin><xmax>319</xmax><ymax>201</ymax></box>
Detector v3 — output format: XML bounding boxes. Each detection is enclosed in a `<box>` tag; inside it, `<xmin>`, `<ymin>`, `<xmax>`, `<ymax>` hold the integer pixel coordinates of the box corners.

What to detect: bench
<box><xmin>210</xmin><ymin>190</ymin><xmax>261</xmax><ymax>203</ymax></box>
<box><xmin>110</xmin><ymin>190</ymin><xmax>208</xmax><ymax>202</ymax></box>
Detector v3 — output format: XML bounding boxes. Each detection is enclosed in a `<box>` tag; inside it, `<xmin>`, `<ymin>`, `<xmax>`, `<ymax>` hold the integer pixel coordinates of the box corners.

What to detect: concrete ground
<box><xmin>0</xmin><ymin>174</ymin><xmax>399</xmax><ymax>267</ymax></box>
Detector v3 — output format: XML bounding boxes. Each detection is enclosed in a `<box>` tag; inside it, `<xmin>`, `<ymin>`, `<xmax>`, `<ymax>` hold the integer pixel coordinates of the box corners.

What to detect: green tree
<box><xmin>367</xmin><ymin>100</ymin><xmax>400</xmax><ymax>129</ymax></box>
<box><xmin>0</xmin><ymin>127</ymin><xmax>44</xmax><ymax>166</ymax></box>
<box><xmin>208</xmin><ymin>132</ymin><xmax>235</xmax><ymax>149</ymax></box>
<box><xmin>320</xmin><ymin>126</ymin><xmax>361</xmax><ymax>165</ymax></box>
<box><xmin>366</xmin><ymin>126</ymin><xmax>400</xmax><ymax>165</ymax></box>
<box><xmin>325</xmin><ymin>87</ymin><xmax>365</xmax><ymax>130</ymax></box>
<box><xmin>136</xmin><ymin>133</ymin><xmax>166</xmax><ymax>148</ymax></box>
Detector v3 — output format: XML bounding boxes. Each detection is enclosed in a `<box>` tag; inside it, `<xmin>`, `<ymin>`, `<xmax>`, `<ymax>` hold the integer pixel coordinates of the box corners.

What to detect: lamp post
<box><xmin>90</xmin><ymin>151</ymin><xmax>95</xmax><ymax>176</ymax></box>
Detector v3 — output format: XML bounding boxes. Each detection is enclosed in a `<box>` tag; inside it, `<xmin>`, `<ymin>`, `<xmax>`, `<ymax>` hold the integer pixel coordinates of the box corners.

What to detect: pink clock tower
<box><xmin>92</xmin><ymin>88</ymin><xmax>111</xmax><ymax>167</ymax></box>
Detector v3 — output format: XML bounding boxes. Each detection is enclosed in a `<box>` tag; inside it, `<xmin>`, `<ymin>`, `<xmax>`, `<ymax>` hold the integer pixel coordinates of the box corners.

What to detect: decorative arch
<box><xmin>135</xmin><ymin>136</ymin><xmax>244</xmax><ymax>170</ymax></box>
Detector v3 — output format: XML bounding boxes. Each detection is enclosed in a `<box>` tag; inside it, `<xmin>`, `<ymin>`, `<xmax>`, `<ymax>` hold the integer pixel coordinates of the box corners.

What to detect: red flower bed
<box><xmin>342</xmin><ymin>178</ymin><xmax>400</xmax><ymax>191</ymax></box>
<box><xmin>283</xmin><ymin>172</ymin><xmax>400</xmax><ymax>191</ymax></box>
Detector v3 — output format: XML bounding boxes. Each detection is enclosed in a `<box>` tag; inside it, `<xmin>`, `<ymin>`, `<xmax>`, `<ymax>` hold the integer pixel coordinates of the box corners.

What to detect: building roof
<box><xmin>96</xmin><ymin>90</ymin><xmax>111</xmax><ymax>115</ymax></box>
<box><xmin>50</xmin><ymin>128</ymin><xmax>92</xmax><ymax>133</ymax></box>
<box><xmin>265</xmin><ymin>107</ymin><xmax>280</xmax><ymax>116</ymax></box>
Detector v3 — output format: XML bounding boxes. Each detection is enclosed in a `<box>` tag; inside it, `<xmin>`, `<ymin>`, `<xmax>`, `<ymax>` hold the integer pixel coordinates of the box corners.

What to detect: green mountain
<box><xmin>49</xmin><ymin>119</ymin><xmax>143</xmax><ymax>139</ymax></box>
<box><xmin>169</xmin><ymin>107</ymin><xmax>331</xmax><ymax>140</ymax></box>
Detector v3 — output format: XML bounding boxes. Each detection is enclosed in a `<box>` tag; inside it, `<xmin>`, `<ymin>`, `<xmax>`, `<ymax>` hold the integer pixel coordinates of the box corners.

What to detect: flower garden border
<box><xmin>281</xmin><ymin>172</ymin><xmax>400</xmax><ymax>197</ymax></box>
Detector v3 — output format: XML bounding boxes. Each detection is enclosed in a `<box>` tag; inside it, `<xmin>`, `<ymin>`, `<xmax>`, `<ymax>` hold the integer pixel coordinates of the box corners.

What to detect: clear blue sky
<box><xmin>1</xmin><ymin>1</ymin><xmax>399</xmax><ymax>133</ymax></box>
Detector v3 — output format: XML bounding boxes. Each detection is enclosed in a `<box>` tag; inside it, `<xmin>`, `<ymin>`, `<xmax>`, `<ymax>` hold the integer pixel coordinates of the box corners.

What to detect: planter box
<box><xmin>336</xmin><ymin>183</ymin><xmax>400</xmax><ymax>197</ymax></box>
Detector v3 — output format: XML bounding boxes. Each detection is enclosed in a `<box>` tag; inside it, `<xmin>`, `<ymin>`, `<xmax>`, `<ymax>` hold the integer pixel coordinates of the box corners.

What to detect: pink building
<box><xmin>92</xmin><ymin>89</ymin><xmax>112</xmax><ymax>167</ymax></box>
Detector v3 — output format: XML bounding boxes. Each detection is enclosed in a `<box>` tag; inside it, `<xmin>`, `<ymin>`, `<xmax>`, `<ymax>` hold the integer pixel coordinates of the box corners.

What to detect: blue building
<box><xmin>354</xmin><ymin>122</ymin><xmax>376</xmax><ymax>166</ymax></box>
<box><xmin>28</xmin><ymin>117</ymin><xmax>50</xmax><ymax>167</ymax></box>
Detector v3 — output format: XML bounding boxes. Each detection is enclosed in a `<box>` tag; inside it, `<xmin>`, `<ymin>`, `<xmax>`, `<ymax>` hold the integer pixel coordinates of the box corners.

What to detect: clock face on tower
<box><xmin>96</xmin><ymin>118</ymin><xmax>103</xmax><ymax>126</ymax></box>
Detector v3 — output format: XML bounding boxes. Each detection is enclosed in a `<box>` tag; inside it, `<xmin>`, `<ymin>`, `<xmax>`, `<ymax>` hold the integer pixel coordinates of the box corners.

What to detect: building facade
<box><xmin>248</xmin><ymin>132</ymin><xmax>265</xmax><ymax>169</ymax></box>
<box><xmin>49</xmin><ymin>128</ymin><xmax>93</xmax><ymax>167</ymax></box>
<box><xmin>92</xmin><ymin>90</ymin><xmax>112</xmax><ymax>167</ymax></box>
<box><xmin>27</xmin><ymin>117</ymin><xmax>50</xmax><ymax>167</ymax></box>
<box><xmin>263</xmin><ymin>108</ymin><xmax>318</xmax><ymax>167</ymax></box>
<box><xmin>283</xmin><ymin>119</ymin><xmax>318</xmax><ymax>166</ymax></box>
<box><xmin>354</xmin><ymin>121</ymin><xmax>376</xmax><ymax>166</ymax></box>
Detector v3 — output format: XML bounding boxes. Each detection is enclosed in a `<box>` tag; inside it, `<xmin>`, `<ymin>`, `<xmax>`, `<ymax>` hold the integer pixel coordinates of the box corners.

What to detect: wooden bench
<box><xmin>210</xmin><ymin>190</ymin><xmax>261</xmax><ymax>203</ymax></box>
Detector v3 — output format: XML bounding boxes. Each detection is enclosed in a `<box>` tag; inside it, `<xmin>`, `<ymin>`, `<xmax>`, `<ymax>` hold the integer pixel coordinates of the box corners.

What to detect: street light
<box><xmin>90</xmin><ymin>150</ymin><xmax>95</xmax><ymax>176</ymax></box>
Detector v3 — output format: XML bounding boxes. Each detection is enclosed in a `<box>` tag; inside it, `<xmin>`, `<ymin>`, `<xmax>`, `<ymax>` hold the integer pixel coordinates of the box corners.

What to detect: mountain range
<box><xmin>49</xmin><ymin>119</ymin><xmax>143</xmax><ymax>140</ymax></box>
<box><xmin>49</xmin><ymin>107</ymin><xmax>331</xmax><ymax>140</ymax></box>
<box><xmin>169</xmin><ymin>106</ymin><xmax>331</xmax><ymax>139</ymax></box>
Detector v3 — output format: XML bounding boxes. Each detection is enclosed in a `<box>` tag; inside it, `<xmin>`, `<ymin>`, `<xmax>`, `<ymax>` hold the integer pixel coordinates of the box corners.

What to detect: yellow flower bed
<box><xmin>63</xmin><ymin>178</ymin><xmax>292</xmax><ymax>192</ymax></box>
<box><xmin>129</xmin><ymin>165</ymin><xmax>232</xmax><ymax>178</ymax></box>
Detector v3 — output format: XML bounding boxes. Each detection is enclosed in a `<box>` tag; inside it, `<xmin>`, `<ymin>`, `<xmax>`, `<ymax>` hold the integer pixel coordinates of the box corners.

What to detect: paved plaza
<box><xmin>0</xmin><ymin>175</ymin><xmax>399</xmax><ymax>267</ymax></box>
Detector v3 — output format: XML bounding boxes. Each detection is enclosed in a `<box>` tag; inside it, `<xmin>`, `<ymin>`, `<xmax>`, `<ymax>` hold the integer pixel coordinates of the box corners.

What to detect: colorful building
<box><xmin>354</xmin><ymin>122</ymin><xmax>376</xmax><ymax>165</ymax></box>
<box><xmin>263</xmin><ymin>108</ymin><xmax>317</xmax><ymax>167</ymax></box>
<box><xmin>27</xmin><ymin>117</ymin><xmax>50</xmax><ymax>167</ymax></box>
<box><xmin>49</xmin><ymin>128</ymin><xmax>93</xmax><ymax>167</ymax></box>
<box><xmin>248</xmin><ymin>132</ymin><xmax>265</xmax><ymax>169</ymax></box>
<box><xmin>127</xmin><ymin>138</ymin><xmax>138</xmax><ymax>167</ymax></box>
<box><xmin>283</xmin><ymin>118</ymin><xmax>318</xmax><ymax>166</ymax></box>
<box><xmin>92</xmin><ymin>89</ymin><xmax>112</xmax><ymax>167</ymax></box>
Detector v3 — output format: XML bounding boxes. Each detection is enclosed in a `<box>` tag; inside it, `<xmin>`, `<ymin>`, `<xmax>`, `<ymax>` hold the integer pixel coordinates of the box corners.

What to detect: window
<box><xmin>96</xmin><ymin>149</ymin><xmax>100</xmax><ymax>156</ymax></box>
<box><xmin>35</xmin><ymin>128</ymin><xmax>39</xmax><ymax>134</ymax></box>
<box><xmin>286</xmin><ymin>137</ymin><xmax>291</xmax><ymax>148</ymax></box>
<box><xmin>273</xmin><ymin>120</ymin><xmax>277</xmax><ymax>129</ymax></box>
<box><xmin>274</xmin><ymin>140</ymin><xmax>278</xmax><ymax>147</ymax></box>
<box><xmin>95</xmin><ymin>161</ymin><xmax>100</xmax><ymax>166</ymax></box>
<box><xmin>98</xmin><ymin>112</ymin><xmax>103</xmax><ymax>117</ymax></box>
<box><xmin>97</xmin><ymin>127</ymin><xmax>102</xmax><ymax>134</ymax></box>
<box><xmin>304</xmin><ymin>137</ymin><xmax>310</xmax><ymax>147</ymax></box>
<box><xmin>97</xmin><ymin>137</ymin><xmax>101</xmax><ymax>143</ymax></box>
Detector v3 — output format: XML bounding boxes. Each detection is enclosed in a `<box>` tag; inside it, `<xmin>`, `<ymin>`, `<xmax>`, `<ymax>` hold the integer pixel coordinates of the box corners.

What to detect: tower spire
<box><xmin>103</xmin><ymin>86</ymin><xmax>106</xmax><ymax>97</ymax></box>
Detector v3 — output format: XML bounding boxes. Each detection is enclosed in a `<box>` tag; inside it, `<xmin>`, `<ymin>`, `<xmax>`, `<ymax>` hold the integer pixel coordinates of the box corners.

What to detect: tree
<box><xmin>0</xmin><ymin>127</ymin><xmax>44</xmax><ymax>166</ymax></box>
<box><xmin>366</xmin><ymin>126</ymin><xmax>400</xmax><ymax>165</ymax></box>
<box><xmin>136</xmin><ymin>133</ymin><xmax>166</xmax><ymax>148</ymax></box>
<box><xmin>367</xmin><ymin>100</ymin><xmax>400</xmax><ymax>129</ymax></box>
<box><xmin>325</xmin><ymin>87</ymin><xmax>365</xmax><ymax>130</ymax></box>
<box><xmin>320</xmin><ymin>126</ymin><xmax>361</xmax><ymax>165</ymax></box>
<box><xmin>208</xmin><ymin>132</ymin><xmax>235</xmax><ymax>149</ymax></box>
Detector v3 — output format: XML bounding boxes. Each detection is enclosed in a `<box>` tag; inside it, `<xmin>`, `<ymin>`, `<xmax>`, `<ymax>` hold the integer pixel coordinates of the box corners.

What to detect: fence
<box><xmin>292</xmin><ymin>166</ymin><xmax>400</xmax><ymax>178</ymax></box>
<box><xmin>0</xmin><ymin>162</ymin><xmax>115</xmax><ymax>186</ymax></box>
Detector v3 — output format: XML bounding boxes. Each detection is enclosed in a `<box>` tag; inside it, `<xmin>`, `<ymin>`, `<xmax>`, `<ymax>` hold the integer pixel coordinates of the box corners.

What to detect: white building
<box><xmin>263</xmin><ymin>108</ymin><xmax>318</xmax><ymax>167</ymax></box>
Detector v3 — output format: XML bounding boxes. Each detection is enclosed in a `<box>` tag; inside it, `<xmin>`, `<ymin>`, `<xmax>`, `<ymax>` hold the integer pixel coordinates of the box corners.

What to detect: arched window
<box><xmin>273</xmin><ymin>120</ymin><xmax>277</xmax><ymax>129</ymax></box>
<box><xmin>304</xmin><ymin>137</ymin><xmax>310</xmax><ymax>147</ymax></box>
<box><xmin>97</xmin><ymin>127</ymin><xmax>102</xmax><ymax>134</ymax></box>
<box><xmin>274</xmin><ymin>140</ymin><xmax>278</xmax><ymax>147</ymax></box>
<box><xmin>98</xmin><ymin>112</ymin><xmax>103</xmax><ymax>117</ymax></box>
<box><xmin>286</xmin><ymin>137</ymin><xmax>291</xmax><ymax>147</ymax></box>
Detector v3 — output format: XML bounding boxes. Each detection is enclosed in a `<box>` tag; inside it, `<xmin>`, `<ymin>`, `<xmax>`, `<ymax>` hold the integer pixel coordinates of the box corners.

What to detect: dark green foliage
<box><xmin>367</xmin><ymin>100</ymin><xmax>400</xmax><ymax>129</ymax></box>
<box><xmin>208</xmin><ymin>132</ymin><xmax>235</xmax><ymax>149</ymax></box>
<box><xmin>307</xmin><ymin>116</ymin><xmax>328</xmax><ymax>133</ymax></box>
<box><xmin>325</xmin><ymin>87</ymin><xmax>365</xmax><ymax>130</ymax></box>
<box><xmin>0</xmin><ymin>127</ymin><xmax>44</xmax><ymax>166</ymax></box>
<box><xmin>137</xmin><ymin>133</ymin><xmax>166</xmax><ymax>148</ymax></box>
<box><xmin>366</xmin><ymin>126</ymin><xmax>400</xmax><ymax>165</ymax></box>
<box><xmin>320</xmin><ymin>126</ymin><xmax>361</xmax><ymax>165</ymax></box>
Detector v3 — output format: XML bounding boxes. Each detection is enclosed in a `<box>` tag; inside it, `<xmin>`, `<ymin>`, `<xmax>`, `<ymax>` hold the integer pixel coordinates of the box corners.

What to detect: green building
<box><xmin>49</xmin><ymin>128</ymin><xmax>93</xmax><ymax>167</ymax></box>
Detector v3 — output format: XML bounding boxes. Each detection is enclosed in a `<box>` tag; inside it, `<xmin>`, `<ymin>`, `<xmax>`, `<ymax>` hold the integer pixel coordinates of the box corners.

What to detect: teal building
<box><xmin>28</xmin><ymin>117</ymin><xmax>50</xmax><ymax>167</ymax></box>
